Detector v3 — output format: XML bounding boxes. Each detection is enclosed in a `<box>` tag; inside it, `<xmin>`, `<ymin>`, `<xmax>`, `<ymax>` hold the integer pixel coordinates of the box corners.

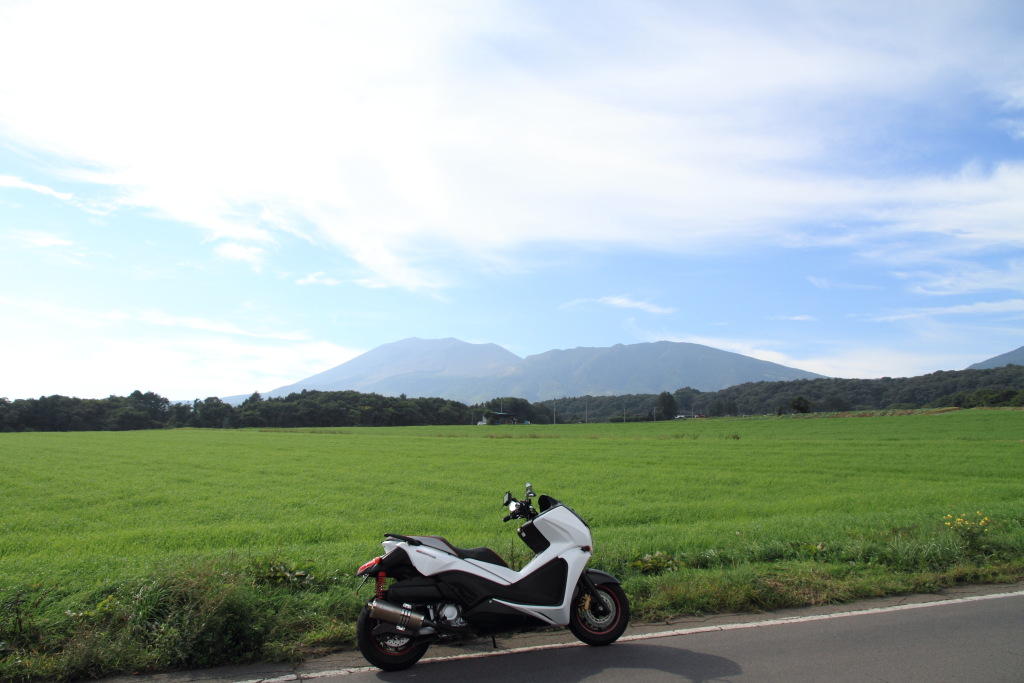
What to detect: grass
<box><xmin>2</xmin><ymin>409</ymin><xmax>1023</xmax><ymax>679</ymax></box>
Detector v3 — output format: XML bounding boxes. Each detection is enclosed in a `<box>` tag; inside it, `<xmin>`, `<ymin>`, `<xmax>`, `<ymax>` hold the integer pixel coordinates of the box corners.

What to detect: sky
<box><xmin>2</xmin><ymin>0</ymin><xmax>1023</xmax><ymax>401</ymax></box>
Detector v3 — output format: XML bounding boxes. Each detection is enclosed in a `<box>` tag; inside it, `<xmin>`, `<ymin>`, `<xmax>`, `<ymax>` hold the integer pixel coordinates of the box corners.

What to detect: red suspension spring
<box><xmin>375</xmin><ymin>572</ymin><xmax>388</xmax><ymax>599</ymax></box>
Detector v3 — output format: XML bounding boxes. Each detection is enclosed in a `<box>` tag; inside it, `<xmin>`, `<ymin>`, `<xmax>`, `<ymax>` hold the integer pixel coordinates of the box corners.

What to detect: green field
<box><xmin>2</xmin><ymin>409</ymin><xmax>1023</xmax><ymax>679</ymax></box>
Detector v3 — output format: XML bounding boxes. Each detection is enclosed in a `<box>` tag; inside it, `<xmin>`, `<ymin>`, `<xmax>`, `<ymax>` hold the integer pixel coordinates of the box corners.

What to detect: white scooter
<box><xmin>354</xmin><ymin>483</ymin><xmax>630</xmax><ymax>670</ymax></box>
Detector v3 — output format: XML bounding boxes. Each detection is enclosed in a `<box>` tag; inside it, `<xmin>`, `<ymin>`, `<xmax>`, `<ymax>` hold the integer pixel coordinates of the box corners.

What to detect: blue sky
<box><xmin>2</xmin><ymin>0</ymin><xmax>1023</xmax><ymax>401</ymax></box>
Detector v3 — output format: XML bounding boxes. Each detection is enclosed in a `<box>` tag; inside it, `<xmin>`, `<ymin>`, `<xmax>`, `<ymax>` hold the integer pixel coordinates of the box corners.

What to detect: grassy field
<box><xmin>2</xmin><ymin>409</ymin><xmax>1023</xmax><ymax>679</ymax></box>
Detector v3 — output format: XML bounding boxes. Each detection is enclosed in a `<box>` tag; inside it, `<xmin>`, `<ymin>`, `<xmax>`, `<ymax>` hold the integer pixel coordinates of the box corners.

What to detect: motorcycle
<box><xmin>354</xmin><ymin>483</ymin><xmax>630</xmax><ymax>670</ymax></box>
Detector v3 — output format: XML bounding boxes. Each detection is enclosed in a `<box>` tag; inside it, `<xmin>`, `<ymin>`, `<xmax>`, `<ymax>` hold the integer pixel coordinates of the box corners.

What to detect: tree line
<box><xmin>685</xmin><ymin>364</ymin><xmax>1024</xmax><ymax>417</ymax></box>
<box><xmin>2</xmin><ymin>365</ymin><xmax>1022</xmax><ymax>432</ymax></box>
<box><xmin>0</xmin><ymin>390</ymin><xmax>475</xmax><ymax>432</ymax></box>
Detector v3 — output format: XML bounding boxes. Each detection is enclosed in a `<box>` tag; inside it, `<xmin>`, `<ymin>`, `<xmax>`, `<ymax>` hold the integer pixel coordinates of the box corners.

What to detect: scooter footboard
<box><xmin>438</xmin><ymin>558</ymin><xmax>569</xmax><ymax>611</ymax></box>
<box><xmin>490</xmin><ymin>548</ymin><xmax>593</xmax><ymax>626</ymax></box>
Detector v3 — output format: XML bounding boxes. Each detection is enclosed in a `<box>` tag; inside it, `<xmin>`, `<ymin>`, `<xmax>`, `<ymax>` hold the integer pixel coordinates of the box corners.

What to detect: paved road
<box><xmin>314</xmin><ymin>591</ymin><xmax>1024</xmax><ymax>683</ymax></box>
<box><xmin>103</xmin><ymin>584</ymin><xmax>1024</xmax><ymax>683</ymax></box>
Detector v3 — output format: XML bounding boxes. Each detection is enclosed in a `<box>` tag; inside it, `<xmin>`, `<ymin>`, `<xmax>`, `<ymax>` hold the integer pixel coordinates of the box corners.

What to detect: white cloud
<box><xmin>0</xmin><ymin>174</ymin><xmax>73</xmax><ymax>201</ymax></box>
<box><xmin>3</xmin><ymin>333</ymin><xmax>360</xmax><ymax>401</ymax></box>
<box><xmin>789</xmin><ymin>349</ymin><xmax>970</xmax><ymax>380</ymax></box>
<box><xmin>296</xmin><ymin>272</ymin><xmax>341</xmax><ymax>286</ymax></box>
<box><xmin>871</xmin><ymin>298</ymin><xmax>1024</xmax><ymax>322</ymax></box>
<box><xmin>881</xmin><ymin>163</ymin><xmax>1024</xmax><ymax>250</ymax></box>
<box><xmin>894</xmin><ymin>260</ymin><xmax>1024</xmax><ymax>296</ymax></box>
<box><xmin>12</xmin><ymin>231</ymin><xmax>73</xmax><ymax>248</ymax></box>
<box><xmin>998</xmin><ymin>119</ymin><xmax>1024</xmax><ymax>140</ymax></box>
<box><xmin>807</xmin><ymin>276</ymin><xmax>881</xmax><ymax>291</ymax></box>
<box><xmin>0</xmin><ymin>0</ymin><xmax>1021</xmax><ymax>300</ymax></box>
<box><xmin>215</xmin><ymin>242</ymin><xmax>265</xmax><ymax>267</ymax></box>
<box><xmin>562</xmin><ymin>296</ymin><xmax>675</xmax><ymax>314</ymax></box>
<box><xmin>98</xmin><ymin>308</ymin><xmax>310</xmax><ymax>341</ymax></box>
<box><xmin>5</xmin><ymin>230</ymin><xmax>94</xmax><ymax>266</ymax></box>
<box><xmin>654</xmin><ymin>331</ymin><xmax>977</xmax><ymax>379</ymax></box>
<box><xmin>663</xmin><ymin>334</ymin><xmax>804</xmax><ymax>367</ymax></box>
<box><xmin>598</xmin><ymin>296</ymin><xmax>675</xmax><ymax>315</ymax></box>
<box><xmin>0</xmin><ymin>295</ymin><xmax>360</xmax><ymax>399</ymax></box>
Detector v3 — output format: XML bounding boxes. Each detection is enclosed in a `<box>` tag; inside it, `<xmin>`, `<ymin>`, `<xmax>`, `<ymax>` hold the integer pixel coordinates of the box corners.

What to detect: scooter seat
<box><xmin>417</xmin><ymin>535</ymin><xmax>509</xmax><ymax>567</ymax></box>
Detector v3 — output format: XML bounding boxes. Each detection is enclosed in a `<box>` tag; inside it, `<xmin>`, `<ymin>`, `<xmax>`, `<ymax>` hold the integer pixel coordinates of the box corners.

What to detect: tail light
<box><xmin>357</xmin><ymin>556</ymin><xmax>381</xmax><ymax>574</ymax></box>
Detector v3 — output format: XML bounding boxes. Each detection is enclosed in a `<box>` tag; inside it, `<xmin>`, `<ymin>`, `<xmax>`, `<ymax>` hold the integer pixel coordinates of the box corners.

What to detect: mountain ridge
<box><xmin>237</xmin><ymin>337</ymin><xmax>827</xmax><ymax>404</ymax></box>
<box><xmin>967</xmin><ymin>345</ymin><xmax>1024</xmax><ymax>370</ymax></box>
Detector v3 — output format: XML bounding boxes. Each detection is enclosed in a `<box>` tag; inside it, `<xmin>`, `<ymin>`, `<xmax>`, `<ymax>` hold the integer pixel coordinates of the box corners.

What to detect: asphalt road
<box><xmin>316</xmin><ymin>591</ymin><xmax>1024</xmax><ymax>683</ymax></box>
<box><xmin>102</xmin><ymin>584</ymin><xmax>1024</xmax><ymax>683</ymax></box>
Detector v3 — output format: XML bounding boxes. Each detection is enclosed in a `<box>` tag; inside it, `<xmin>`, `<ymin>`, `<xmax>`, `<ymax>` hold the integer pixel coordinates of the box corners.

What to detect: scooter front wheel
<box><xmin>569</xmin><ymin>582</ymin><xmax>630</xmax><ymax>646</ymax></box>
<box><xmin>356</xmin><ymin>604</ymin><xmax>430</xmax><ymax>671</ymax></box>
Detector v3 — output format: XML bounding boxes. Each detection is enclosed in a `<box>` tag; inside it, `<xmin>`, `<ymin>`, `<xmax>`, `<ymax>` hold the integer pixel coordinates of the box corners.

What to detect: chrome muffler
<box><xmin>367</xmin><ymin>599</ymin><xmax>436</xmax><ymax>630</ymax></box>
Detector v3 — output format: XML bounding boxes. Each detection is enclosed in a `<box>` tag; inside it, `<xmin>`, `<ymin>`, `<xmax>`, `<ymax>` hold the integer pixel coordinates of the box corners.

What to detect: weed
<box><xmin>629</xmin><ymin>551</ymin><xmax>683</xmax><ymax>574</ymax></box>
<box><xmin>247</xmin><ymin>557</ymin><xmax>342</xmax><ymax>591</ymax></box>
<box><xmin>944</xmin><ymin>512</ymin><xmax>993</xmax><ymax>555</ymax></box>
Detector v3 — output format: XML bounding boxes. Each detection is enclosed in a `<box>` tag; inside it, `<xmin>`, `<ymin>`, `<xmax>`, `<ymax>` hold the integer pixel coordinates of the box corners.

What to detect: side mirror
<box><xmin>503</xmin><ymin>491</ymin><xmax>512</xmax><ymax>506</ymax></box>
<box><xmin>525</xmin><ymin>482</ymin><xmax>536</xmax><ymax>498</ymax></box>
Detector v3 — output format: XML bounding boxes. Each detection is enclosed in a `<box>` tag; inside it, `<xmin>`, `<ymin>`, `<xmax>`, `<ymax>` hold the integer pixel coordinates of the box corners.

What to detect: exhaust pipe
<box><xmin>367</xmin><ymin>599</ymin><xmax>437</xmax><ymax>630</ymax></box>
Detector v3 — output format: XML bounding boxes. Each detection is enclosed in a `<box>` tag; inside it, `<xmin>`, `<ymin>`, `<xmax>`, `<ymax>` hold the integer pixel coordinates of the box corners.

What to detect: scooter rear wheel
<box><xmin>569</xmin><ymin>582</ymin><xmax>630</xmax><ymax>646</ymax></box>
<box><xmin>356</xmin><ymin>604</ymin><xmax>431</xmax><ymax>671</ymax></box>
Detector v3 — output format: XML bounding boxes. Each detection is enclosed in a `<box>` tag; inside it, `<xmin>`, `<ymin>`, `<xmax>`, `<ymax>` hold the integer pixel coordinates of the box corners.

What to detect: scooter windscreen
<box><xmin>537</xmin><ymin>494</ymin><xmax>590</xmax><ymax>529</ymax></box>
<box><xmin>537</xmin><ymin>494</ymin><xmax>559</xmax><ymax>512</ymax></box>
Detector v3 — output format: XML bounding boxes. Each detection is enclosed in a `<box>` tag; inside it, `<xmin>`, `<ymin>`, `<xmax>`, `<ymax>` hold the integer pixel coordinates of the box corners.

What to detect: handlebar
<box><xmin>501</xmin><ymin>489</ymin><xmax>538</xmax><ymax>523</ymax></box>
<box><xmin>503</xmin><ymin>506</ymin><xmax>530</xmax><ymax>522</ymax></box>
<box><xmin>503</xmin><ymin>504</ymin><xmax>527</xmax><ymax>522</ymax></box>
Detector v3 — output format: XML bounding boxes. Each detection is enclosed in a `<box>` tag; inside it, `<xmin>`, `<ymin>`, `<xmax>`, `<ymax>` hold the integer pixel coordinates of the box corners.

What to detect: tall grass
<box><xmin>2</xmin><ymin>409</ymin><xmax>1023</xmax><ymax>679</ymax></box>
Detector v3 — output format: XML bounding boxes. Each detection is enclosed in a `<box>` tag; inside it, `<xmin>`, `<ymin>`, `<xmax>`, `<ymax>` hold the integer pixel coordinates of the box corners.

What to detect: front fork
<box><xmin>578</xmin><ymin>571</ymin><xmax>610</xmax><ymax>617</ymax></box>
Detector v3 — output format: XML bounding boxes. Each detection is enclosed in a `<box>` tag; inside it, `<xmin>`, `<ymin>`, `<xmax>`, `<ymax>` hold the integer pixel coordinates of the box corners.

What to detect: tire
<box><xmin>356</xmin><ymin>604</ymin><xmax>430</xmax><ymax>671</ymax></box>
<box><xmin>569</xmin><ymin>582</ymin><xmax>630</xmax><ymax>646</ymax></box>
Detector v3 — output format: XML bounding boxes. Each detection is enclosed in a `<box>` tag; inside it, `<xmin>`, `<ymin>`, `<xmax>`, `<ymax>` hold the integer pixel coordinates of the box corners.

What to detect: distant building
<box><xmin>480</xmin><ymin>411</ymin><xmax>519</xmax><ymax>425</ymax></box>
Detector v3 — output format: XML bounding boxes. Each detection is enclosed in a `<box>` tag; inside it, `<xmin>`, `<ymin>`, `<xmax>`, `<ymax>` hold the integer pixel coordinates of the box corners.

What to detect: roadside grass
<box><xmin>2</xmin><ymin>409</ymin><xmax>1023</xmax><ymax>680</ymax></box>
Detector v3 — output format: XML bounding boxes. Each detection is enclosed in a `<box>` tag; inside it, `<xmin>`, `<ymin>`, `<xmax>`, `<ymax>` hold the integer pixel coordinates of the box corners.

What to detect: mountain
<box><xmin>501</xmin><ymin>342</ymin><xmax>815</xmax><ymax>399</ymax></box>
<box><xmin>263</xmin><ymin>337</ymin><xmax>523</xmax><ymax>399</ymax></box>
<box><xmin>245</xmin><ymin>337</ymin><xmax>825</xmax><ymax>404</ymax></box>
<box><xmin>967</xmin><ymin>345</ymin><xmax>1024</xmax><ymax>370</ymax></box>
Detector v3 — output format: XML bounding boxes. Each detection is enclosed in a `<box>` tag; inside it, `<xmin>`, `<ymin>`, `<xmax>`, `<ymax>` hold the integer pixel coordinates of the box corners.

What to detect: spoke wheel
<box><xmin>356</xmin><ymin>604</ymin><xmax>430</xmax><ymax>671</ymax></box>
<box><xmin>569</xmin><ymin>582</ymin><xmax>630</xmax><ymax>646</ymax></box>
